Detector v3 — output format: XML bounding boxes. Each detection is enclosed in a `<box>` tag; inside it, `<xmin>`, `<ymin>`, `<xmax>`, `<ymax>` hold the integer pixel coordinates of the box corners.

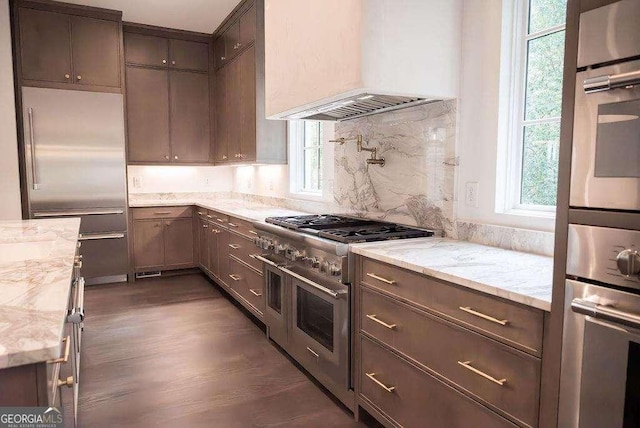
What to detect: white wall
<box><xmin>0</xmin><ymin>0</ymin><xmax>22</xmax><ymax>220</ymax></box>
<box><xmin>127</xmin><ymin>165</ymin><xmax>234</xmax><ymax>194</ymax></box>
<box><xmin>456</xmin><ymin>0</ymin><xmax>554</xmax><ymax>232</ymax></box>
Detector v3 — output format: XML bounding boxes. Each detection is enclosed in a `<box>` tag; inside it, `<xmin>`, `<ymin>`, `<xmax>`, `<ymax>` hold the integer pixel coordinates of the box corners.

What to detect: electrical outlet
<box><xmin>133</xmin><ymin>176</ymin><xmax>142</xmax><ymax>189</ymax></box>
<box><xmin>465</xmin><ymin>182</ymin><xmax>479</xmax><ymax>207</ymax></box>
<box><xmin>246</xmin><ymin>179</ymin><xmax>252</xmax><ymax>190</ymax></box>
<box><xmin>269</xmin><ymin>180</ymin><xmax>274</xmax><ymax>191</ymax></box>
<box><xmin>204</xmin><ymin>177</ymin><xmax>211</xmax><ymax>187</ymax></box>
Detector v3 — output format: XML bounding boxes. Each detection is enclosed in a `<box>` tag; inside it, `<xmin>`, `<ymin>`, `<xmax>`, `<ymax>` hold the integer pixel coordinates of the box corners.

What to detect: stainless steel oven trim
<box><xmin>280</xmin><ymin>266</ymin><xmax>347</xmax><ymax>299</ymax></box>
<box><xmin>571</xmin><ymin>298</ymin><xmax>640</xmax><ymax>330</ymax></box>
<box><xmin>78</xmin><ymin>232</ymin><xmax>126</xmax><ymax>241</ymax></box>
<box><xmin>33</xmin><ymin>209</ymin><xmax>125</xmax><ymax>218</ymax></box>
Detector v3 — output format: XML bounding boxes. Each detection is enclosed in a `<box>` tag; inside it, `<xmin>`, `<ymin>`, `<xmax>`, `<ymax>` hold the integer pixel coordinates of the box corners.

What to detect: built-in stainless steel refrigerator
<box><xmin>22</xmin><ymin>87</ymin><xmax>129</xmax><ymax>284</ymax></box>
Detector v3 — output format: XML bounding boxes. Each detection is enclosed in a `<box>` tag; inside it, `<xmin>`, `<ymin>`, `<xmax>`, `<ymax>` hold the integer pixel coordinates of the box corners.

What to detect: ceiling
<box><xmin>61</xmin><ymin>0</ymin><xmax>241</xmax><ymax>34</ymax></box>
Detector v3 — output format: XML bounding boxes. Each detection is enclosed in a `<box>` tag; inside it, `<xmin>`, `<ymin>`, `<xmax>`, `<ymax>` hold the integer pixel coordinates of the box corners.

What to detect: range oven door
<box><xmin>263</xmin><ymin>262</ymin><xmax>289</xmax><ymax>348</ymax></box>
<box><xmin>560</xmin><ymin>279</ymin><xmax>640</xmax><ymax>428</ymax></box>
<box><xmin>283</xmin><ymin>266</ymin><xmax>350</xmax><ymax>391</ymax></box>
<box><xmin>571</xmin><ymin>59</ymin><xmax>640</xmax><ymax>211</ymax></box>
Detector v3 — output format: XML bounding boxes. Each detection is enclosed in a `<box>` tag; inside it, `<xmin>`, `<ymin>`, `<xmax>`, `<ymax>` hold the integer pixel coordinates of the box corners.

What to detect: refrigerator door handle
<box><xmin>33</xmin><ymin>209</ymin><xmax>125</xmax><ymax>218</ymax></box>
<box><xmin>78</xmin><ymin>233</ymin><xmax>125</xmax><ymax>241</ymax></box>
<box><xmin>28</xmin><ymin>107</ymin><xmax>39</xmax><ymax>190</ymax></box>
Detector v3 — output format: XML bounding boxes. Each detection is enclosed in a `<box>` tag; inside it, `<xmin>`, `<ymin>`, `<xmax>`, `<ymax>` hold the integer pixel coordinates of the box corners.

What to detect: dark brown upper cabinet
<box><xmin>17</xmin><ymin>6</ymin><xmax>121</xmax><ymax>90</ymax></box>
<box><xmin>123</xmin><ymin>25</ymin><xmax>212</xmax><ymax>164</ymax></box>
<box><xmin>213</xmin><ymin>0</ymin><xmax>286</xmax><ymax>165</ymax></box>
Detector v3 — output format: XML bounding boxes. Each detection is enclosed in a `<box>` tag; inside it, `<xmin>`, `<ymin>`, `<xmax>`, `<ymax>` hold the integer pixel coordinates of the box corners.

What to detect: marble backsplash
<box><xmin>333</xmin><ymin>101</ymin><xmax>458</xmax><ymax>236</ymax></box>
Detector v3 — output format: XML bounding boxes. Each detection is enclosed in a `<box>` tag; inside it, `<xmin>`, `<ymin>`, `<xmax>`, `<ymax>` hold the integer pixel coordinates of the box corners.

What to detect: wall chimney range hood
<box><xmin>265</xmin><ymin>0</ymin><xmax>462</xmax><ymax>121</ymax></box>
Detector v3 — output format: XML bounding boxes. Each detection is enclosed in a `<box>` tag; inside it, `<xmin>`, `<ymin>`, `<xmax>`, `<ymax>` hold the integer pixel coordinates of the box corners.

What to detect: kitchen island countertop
<box><xmin>0</xmin><ymin>218</ymin><xmax>80</xmax><ymax>369</ymax></box>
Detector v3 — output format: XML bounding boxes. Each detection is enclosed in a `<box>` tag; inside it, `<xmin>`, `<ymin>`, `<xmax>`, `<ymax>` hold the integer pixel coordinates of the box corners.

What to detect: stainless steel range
<box><xmin>252</xmin><ymin>215</ymin><xmax>434</xmax><ymax>410</ymax></box>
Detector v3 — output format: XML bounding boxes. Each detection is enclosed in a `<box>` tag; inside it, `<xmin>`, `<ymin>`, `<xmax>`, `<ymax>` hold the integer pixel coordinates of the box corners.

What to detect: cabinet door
<box><xmin>169</xmin><ymin>39</ymin><xmax>209</xmax><ymax>72</ymax></box>
<box><xmin>198</xmin><ymin>219</ymin><xmax>209</xmax><ymax>271</ymax></box>
<box><xmin>217</xmin><ymin>229</ymin><xmax>230</xmax><ymax>286</ymax></box>
<box><xmin>19</xmin><ymin>8</ymin><xmax>71</xmax><ymax>83</ymax></box>
<box><xmin>208</xmin><ymin>227</ymin><xmax>219</xmax><ymax>278</ymax></box>
<box><xmin>125</xmin><ymin>66</ymin><xmax>171</xmax><ymax>162</ymax></box>
<box><xmin>224</xmin><ymin>21</ymin><xmax>240</xmax><ymax>61</ymax></box>
<box><xmin>169</xmin><ymin>70</ymin><xmax>211</xmax><ymax>162</ymax></box>
<box><xmin>163</xmin><ymin>218</ymin><xmax>194</xmax><ymax>268</ymax></box>
<box><xmin>214</xmin><ymin>67</ymin><xmax>228</xmax><ymax>163</ymax></box>
<box><xmin>124</xmin><ymin>33</ymin><xmax>169</xmax><ymax>68</ymax></box>
<box><xmin>239</xmin><ymin>3</ymin><xmax>257</xmax><ymax>48</ymax></box>
<box><xmin>239</xmin><ymin>46</ymin><xmax>256</xmax><ymax>161</ymax></box>
<box><xmin>71</xmin><ymin>16</ymin><xmax>120</xmax><ymax>87</ymax></box>
<box><xmin>213</xmin><ymin>35</ymin><xmax>226</xmax><ymax>69</ymax></box>
<box><xmin>226</xmin><ymin>58</ymin><xmax>242</xmax><ymax>161</ymax></box>
<box><xmin>133</xmin><ymin>220</ymin><xmax>164</xmax><ymax>270</ymax></box>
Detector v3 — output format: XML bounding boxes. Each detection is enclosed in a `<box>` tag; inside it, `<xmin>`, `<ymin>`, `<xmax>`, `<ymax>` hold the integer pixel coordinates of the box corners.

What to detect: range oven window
<box><xmin>595</xmin><ymin>100</ymin><xmax>640</xmax><ymax>178</ymax></box>
<box><xmin>296</xmin><ymin>286</ymin><xmax>334</xmax><ymax>352</ymax></box>
<box><xmin>624</xmin><ymin>341</ymin><xmax>640</xmax><ymax>427</ymax></box>
<box><xmin>267</xmin><ymin>271</ymin><xmax>282</xmax><ymax>314</ymax></box>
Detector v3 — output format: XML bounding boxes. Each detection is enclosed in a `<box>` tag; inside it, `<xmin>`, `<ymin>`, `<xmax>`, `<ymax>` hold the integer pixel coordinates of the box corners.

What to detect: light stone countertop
<box><xmin>129</xmin><ymin>198</ymin><xmax>553</xmax><ymax>311</ymax></box>
<box><xmin>350</xmin><ymin>238</ymin><xmax>553</xmax><ymax>311</ymax></box>
<box><xmin>129</xmin><ymin>198</ymin><xmax>309</xmax><ymax>223</ymax></box>
<box><xmin>0</xmin><ymin>218</ymin><xmax>80</xmax><ymax>369</ymax></box>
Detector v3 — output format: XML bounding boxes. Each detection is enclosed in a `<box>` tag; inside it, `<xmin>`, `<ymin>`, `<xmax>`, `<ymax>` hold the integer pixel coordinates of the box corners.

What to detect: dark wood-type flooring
<box><xmin>72</xmin><ymin>273</ymin><xmax>365</xmax><ymax>427</ymax></box>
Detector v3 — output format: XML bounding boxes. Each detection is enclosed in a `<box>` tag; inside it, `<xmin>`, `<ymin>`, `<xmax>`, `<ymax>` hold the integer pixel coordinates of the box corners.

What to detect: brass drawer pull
<box><xmin>229</xmin><ymin>274</ymin><xmax>241</xmax><ymax>281</ymax></box>
<box><xmin>228</xmin><ymin>244</ymin><xmax>240</xmax><ymax>250</ymax></box>
<box><xmin>457</xmin><ymin>361</ymin><xmax>506</xmax><ymax>386</ymax></box>
<box><xmin>366</xmin><ymin>372</ymin><xmax>395</xmax><ymax>393</ymax></box>
<box><xmin>249</xmin><ymin>289</ymin><xmax>262</xmax><ymax>297</ymax></box>
<box><xmin>228</xmin><ymin>222</ymin><xmax>239</xmax><ymax>228</ymax></box>
<box><xmin>153</xmin><ymin>211</ymin><xmax>172</xmax><ymax>215</ymax></box>
<box><xmin>366</xmin><ymin>314</ymin><xmax>397</xmax><ymax>330</ymax></box>
<box><xmin>306</xmin><ymin>347</ymin><xmax>319</xmax><ymax>358</ymax></box>
<box><xmin>197</xmin><ymin>211</ymin><xmax>204</xmax><ymax>215</ymax></box>
<box><xmin>249</xmin><ymin>230</ymin><xmax>258</xmax><ymax>235</ymax></box>
<box><xmin>366</xmin><ymin>272</ymin><xmax>397</xmax><ymax>285</ymax></box>
<box><xmin>217</xmin><ymin>218</ymin><xmax>226</xmax><ymax>223</ymax></box>
<box><xmin>48</xmin><ymin>336</ymin><xmax>71</xmax><ymax>364</ymax></box>
<box><xmin>57</xmin><ymin>376</ymin><xmax>74</xmax><ymax>388</ymax></box>
<box><xmin>459</xmin><ymin>306</ymin><xmax>508</xmax><ymax>326</ymax></box>
<box><xmin>206</xmin><ymin>214</ymin><xmax>213</xmax><ymax>219</ymax></box>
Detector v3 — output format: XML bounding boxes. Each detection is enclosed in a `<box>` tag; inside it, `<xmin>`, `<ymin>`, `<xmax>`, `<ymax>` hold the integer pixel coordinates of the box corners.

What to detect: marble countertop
<box><xmin>351</xmin><ymin>238</ymin><xmax>553</xmax><ymax>311</ymax></box>
<box><xmin>130</xmin><ymin>197</ymin><xmax>553</xmax><ymax>311</ymax></box>
<box><xmin>129</xmin><ymin>198</ymin><xmax>308</xmax><ymax>223</ymax></box>
<box><xmin>0</xmin><ymin>218</ymin><xmax>80</xmax><ymax>369</ymax></box>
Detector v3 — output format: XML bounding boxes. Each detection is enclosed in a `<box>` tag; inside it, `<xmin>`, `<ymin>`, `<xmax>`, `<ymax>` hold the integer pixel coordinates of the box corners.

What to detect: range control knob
<box><xmin>275</xmin><ymin>244</ymin><xmax>287</xmax><ymax>255</ymax></box>
<box><xmin>616</xmin><ymin>249</ymin><xmax>640</xmax><ymax>277</ymax></box>
<box><xmin>307</xmin><ymin>257</ymin><xmax>321</xmax><ymax>268</ymax></box>
<box><xmin>319</xmin><ymin>261</ymin><xmax>329</xmax><ymax>274</ymax></box>
<box><xmin>328</xmin><ymin>263</ymin><xmax>342</xmax><ymax>277</ymax></box>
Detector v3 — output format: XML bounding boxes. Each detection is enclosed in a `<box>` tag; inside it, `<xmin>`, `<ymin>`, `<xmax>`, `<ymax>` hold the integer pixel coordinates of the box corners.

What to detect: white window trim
<box><xmin>289</xmin><ymin>121</ymin><xmax>333</xmax><ymax>200</ymax></box>
<box><xmin>497</xmin><ymin>0</ymin><xmax>564</xmax><ymax>218</ymax></box>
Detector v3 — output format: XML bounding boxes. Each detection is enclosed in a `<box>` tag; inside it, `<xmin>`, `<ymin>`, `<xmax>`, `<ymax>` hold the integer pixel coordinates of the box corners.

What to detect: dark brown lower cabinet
<box><xmin>198</xmin><ymin>218</ymin><xmax>210</xmax><ymax>271</ymax></box>
<box><xmin>360</xmin><ymin>336</ymin><xmax>516</xmax><ymax>428</ymax></box>
<box><xmin>132</xmin><ymin>208</ymin><xmax>195</xmax><ymax>272</ymax></box>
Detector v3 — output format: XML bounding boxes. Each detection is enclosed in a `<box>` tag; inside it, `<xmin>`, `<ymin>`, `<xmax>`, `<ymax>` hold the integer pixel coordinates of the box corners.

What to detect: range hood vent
<box><xmin>281</xmin><ymin>93</ymin><xmax>439</xmax><ymax>121</ymax></box>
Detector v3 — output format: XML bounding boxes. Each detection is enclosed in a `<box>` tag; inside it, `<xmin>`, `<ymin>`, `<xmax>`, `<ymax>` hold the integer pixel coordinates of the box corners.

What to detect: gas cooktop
<box><xmin>264</xmin><ymin>214</ymin><xmax>434</xmax><ymax>243</ymax></box>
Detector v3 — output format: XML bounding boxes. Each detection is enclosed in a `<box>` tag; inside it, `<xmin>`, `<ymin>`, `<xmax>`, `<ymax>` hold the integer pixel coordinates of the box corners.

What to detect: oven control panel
<box><xmin>567</xmin><ymin>224</ymin><xmax>640</xmax><ymax>290</ymax></box>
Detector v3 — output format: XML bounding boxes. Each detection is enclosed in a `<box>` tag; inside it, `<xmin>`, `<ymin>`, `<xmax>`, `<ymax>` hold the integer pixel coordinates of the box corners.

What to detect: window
<box><xmin>290</xmin><ymin>120</ymin><xmax>324</xmax><ymax>194</ymax></box>
<box><xmin>506</xmin><ymin>0</ymin><xmax>566</xmax><ymax>211</ymax></box>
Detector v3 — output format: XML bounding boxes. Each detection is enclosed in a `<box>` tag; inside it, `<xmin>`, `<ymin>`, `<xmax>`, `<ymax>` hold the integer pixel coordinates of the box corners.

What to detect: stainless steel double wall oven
<box><xmin>560</xmin><ymin>1</ymin><xmax>640</xmax><ymax>426</ymax></box>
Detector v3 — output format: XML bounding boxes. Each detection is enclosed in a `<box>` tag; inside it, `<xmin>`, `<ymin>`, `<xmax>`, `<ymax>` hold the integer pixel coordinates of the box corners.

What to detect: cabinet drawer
<box><xmin>228</xmin><ymin>256</ymin><xmax>264</xmax><ymax>315</ymax></box>
<box><xmin>360</xmin><ymin>288</ymin><xmax>540</xmax><ymax>427</ymax></box>
<box><xmin>361</xmin><ymin>258</ymin><xmax>544</xmax><ymax>356</ymax></box>
<box><xmin>360</xmin><ymin>336</ymin><xmax>516</xmax><ymax>428</ymax></box>
<box><xmin>227</xmin><ymin>216</ymin><xmax>258</xmax><ymax>239</ymax></box>
<box><xmin>228</xmin><ymin>233</ymin><xmax>262</xmax><ymax>272</ymax></box>
<box><xmin>132</xmin><ymin>206</ymin><xmax>192</xmax><ymax>220</ymax></box>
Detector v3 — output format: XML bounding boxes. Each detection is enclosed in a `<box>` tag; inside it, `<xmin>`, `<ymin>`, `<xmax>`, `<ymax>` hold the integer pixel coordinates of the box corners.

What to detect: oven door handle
<box><xmin>250</xmin><ymin>253</ymin><xmax>289</xmax><ymax>269</ymax></box>
<box><xmin>583</xmin><ymin>69</ymin><xmax>640</xmax><ymax>93</ymax></box>
<box><xmin>279</xmin><ymin>266</ymin><xmax>347</xmax><ymax>299</ymax></box>
<box><xmin>571</xmin><ymin>298</ymin><xmax>640</xmax><ymax>330</ymax></box>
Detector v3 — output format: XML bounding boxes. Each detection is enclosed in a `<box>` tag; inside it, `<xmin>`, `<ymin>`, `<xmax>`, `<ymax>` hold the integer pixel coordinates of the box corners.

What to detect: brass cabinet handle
<box><xmin>57</xmin><ymin>376</ymin><xmax>74</xmax><ymax>388</ymax></box>
<box><xmin>171</xmin><ymin>60</ymin><xmax>176</xmax><ymax>65</ymax></box>
<box><xmin>197</xmin><ymin>211</ymin><xmax>204</xmax><ymax>215</ymax></box>
<box><xmin>366</xmin><ymin>272</ymin><xmax>396</xmax><ymax>285</ymax></box>
<box><xmin>366</xmin><ymin>314</ymin><xmax>397</xmax><ymax>330</ymax></box>
<box><xmin>365</xmin><ymin>372</ymin><xmax>395</xmax><ymax>393</ymax></box>
<box><xmin>174</xmin><ymin>155</ymin><xmax>179</xmax><ymax>160</ymax></box>
<box><xmin>457</xmin><ymin>361</ymin><xmax>506</xmax><ymax>386</ymax></box>
<box><xmin>154</xmin><ymin>211</ymin><xmax>171</xmax><ymax>215</ymax></box>
<box><xmin>162</xmin><ymin>59</ymin><xmax>167</xmax><ymax>64</ymax></box>
<box><xmin>64</xmin><ymin>73</ymin><xmax>70</xmax><ymax>79</ymax></box>
<box><xmin>249</xmin><ymin>289</ymin><xmax>262</xmax><ymax>297</ymax></box>
<box><xmin>211</xmin><ymin>228</ymin><xmax>221</xmax><ymax>233</ymax></box>
<box><xmin>222</xmin><ymin>155</ymin><xmax>227</xmax><ymax>160</ymax></box>
<box><xmin>206</xmin><ymin>214</ymin><xmax>213</xmax><ymax>219</ymax></box>
<box><xmin>229</xmin><ymin>274</ymin><xmax>241</xmax><ymax>281</ymax></box>
<box><xmin>228</xmin><ymin>244</ymin><xmax>240</xmax><ymax>249</ymax></box>
<box><xmin>165</xmin><ymin>155</ymin><xmax>170</xmax><ymax>160</ymax></box>
<box><xmin>217</xmin><ymin>218</ymin><xmax>226</xmax><ymax>223</ymax></box>
<box><xmin>220</xmin><ymin>56</ymin><xmax>226</xmax><ymax>61</ymax></box>
<box><xmin>76</xmin><ymin>75</ymin><xmax>82</xmax><ymax>80</ymax></box>
<box><xmin>459</xmin><ymin>306</ymin><xmax>508</xmax><ymax>326</ymax></box>
<box><xmin>228</xmin><ymin>223</ymin><xmax>239</xmax><ymax>228</ymax></box>
<box><xmin>249</xmin><ymin>230</ymin><xmax>258</xmax><ymax>235</ymax></box>
<box><xmin>203</xmin><ymin>224</ymin><xmax>208</xmax><ymax>228</ymax></box>
<box><xmin>48</xmin><ymin>336</ymin><xmax>71</xmax><ymax>364</ymax></box>
<box><xmin>306</xmin><ymin>347</ymin><xmax>319</xmax><ymax>358</ymax></box>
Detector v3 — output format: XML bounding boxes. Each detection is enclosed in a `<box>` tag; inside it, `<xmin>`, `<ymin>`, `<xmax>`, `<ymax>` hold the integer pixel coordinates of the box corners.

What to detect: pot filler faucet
<box><xmin>330</xmin><ymin>134</ymin><xmax>385</xmax><ymax>166</ymax></box>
